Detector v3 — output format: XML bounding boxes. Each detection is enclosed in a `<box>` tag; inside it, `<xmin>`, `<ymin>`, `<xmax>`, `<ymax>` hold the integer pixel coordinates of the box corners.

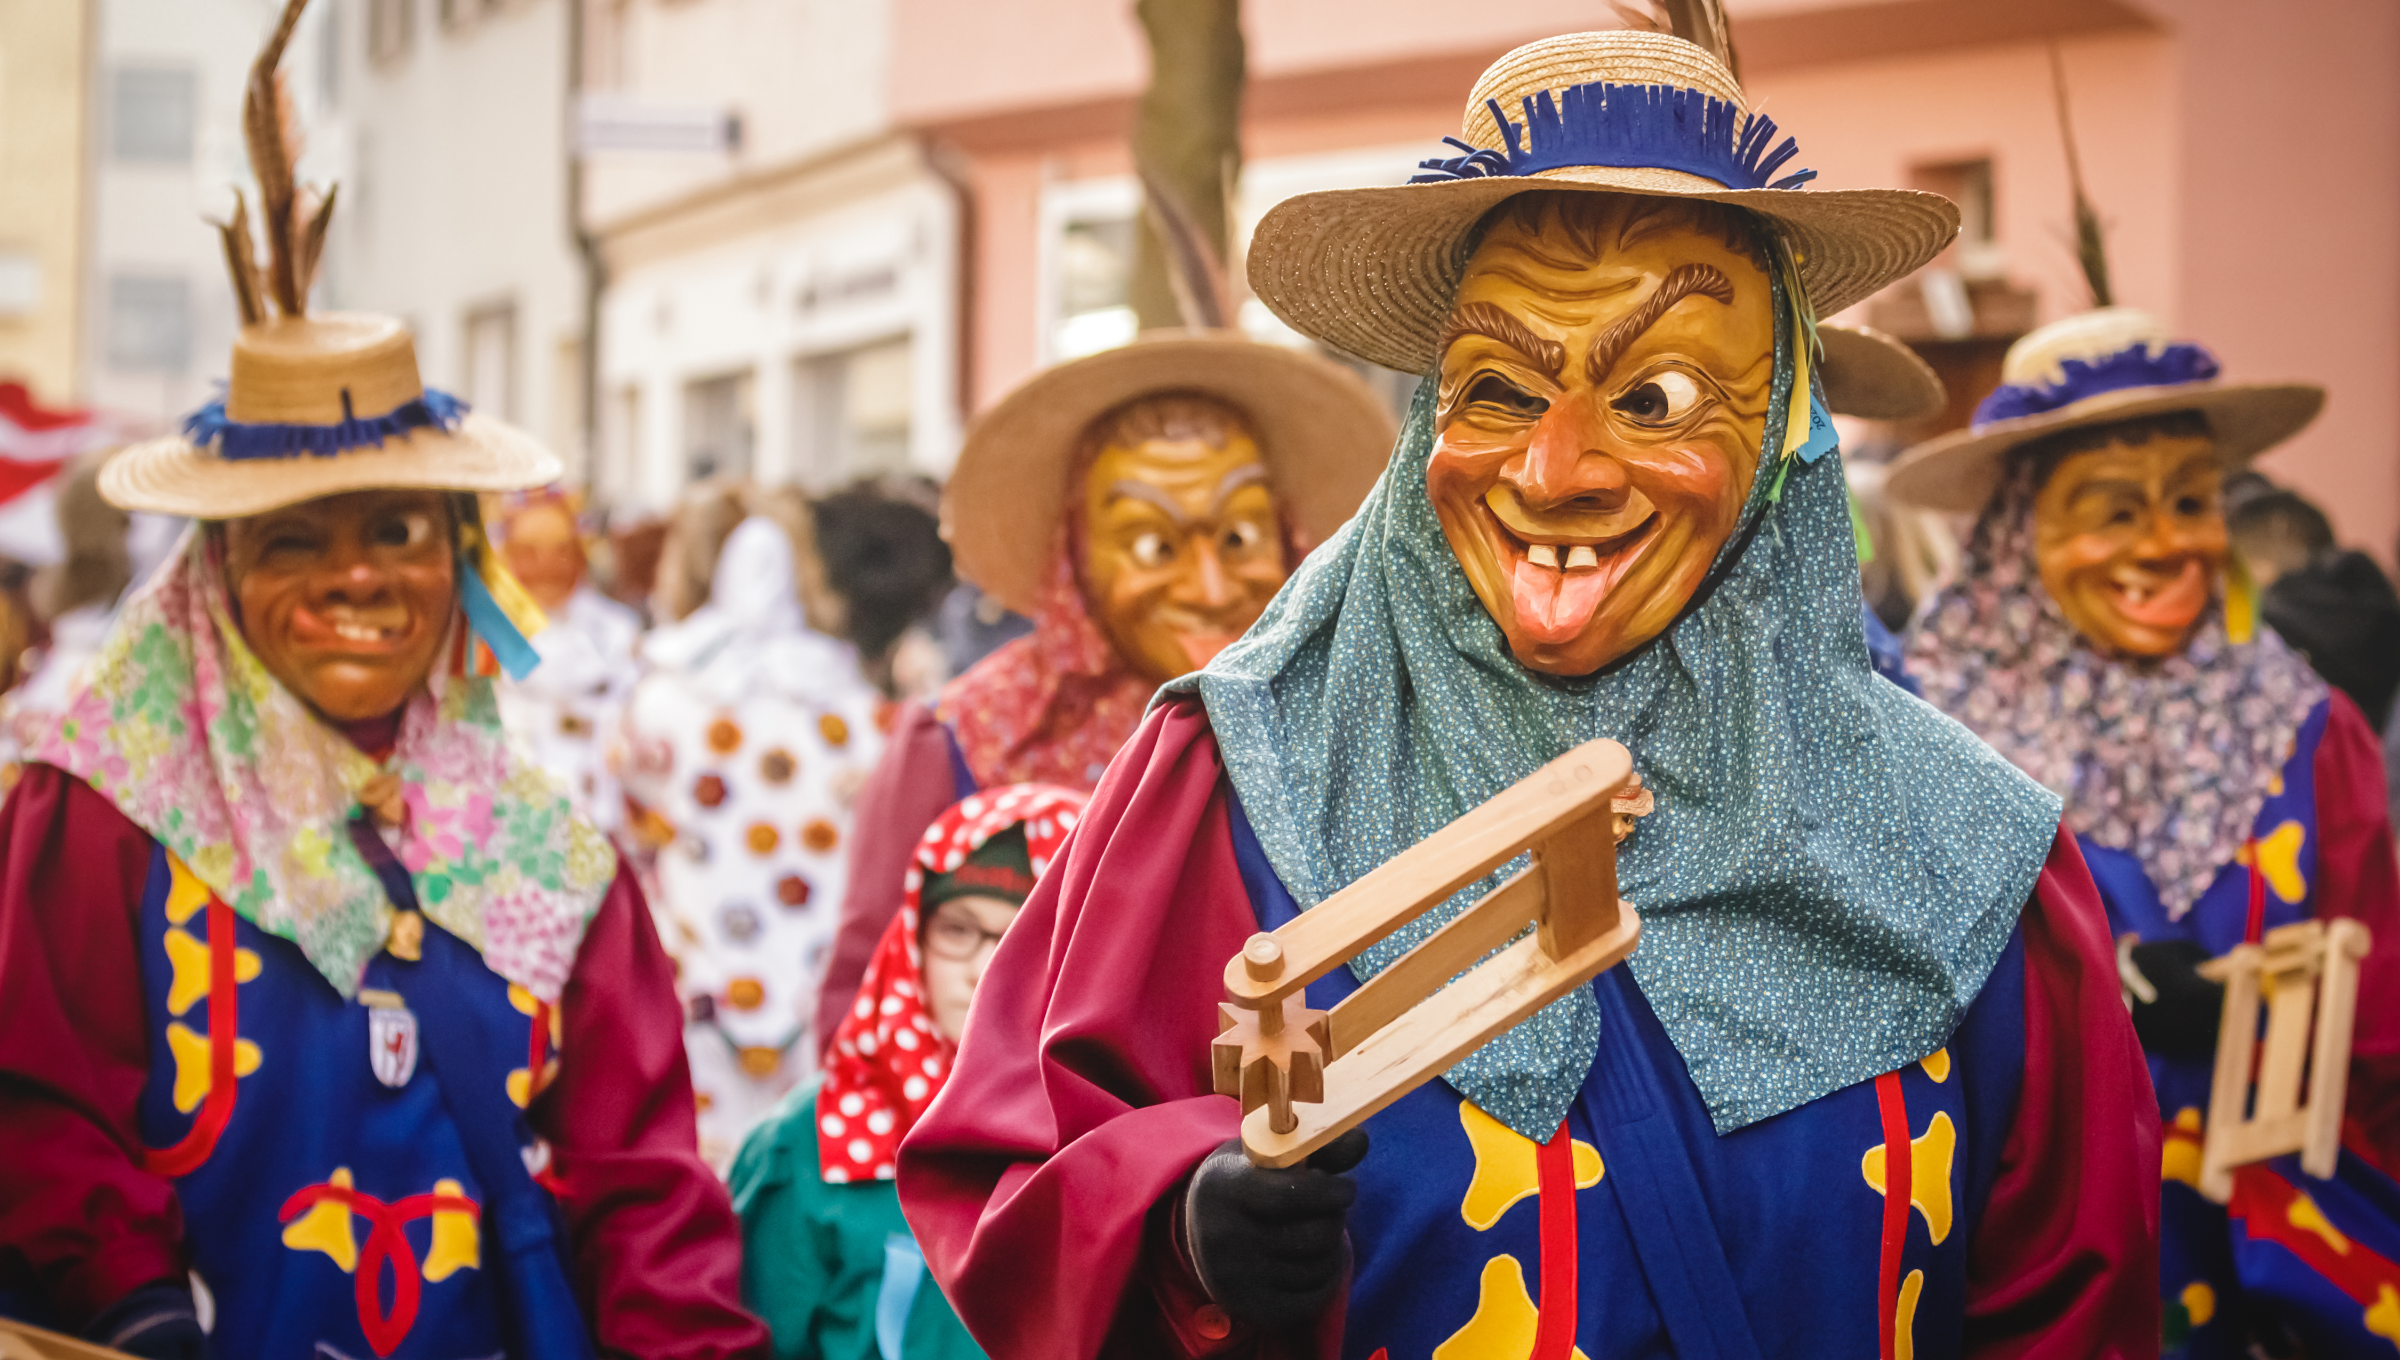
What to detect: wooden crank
<box><xmin>1211</xmin><ymin>739</ymin><xmax>1642</xmax><ymax>1167</ymax></box>
<box><xmin>2194</xmin><ymin>917</ymin><xmax>2373</xmax><ymax>1202</ymax></box>
<box><xmin>0</xmin><ymin>1319</ymin><xmax>140</xmax><ymax>1360</ymax></box>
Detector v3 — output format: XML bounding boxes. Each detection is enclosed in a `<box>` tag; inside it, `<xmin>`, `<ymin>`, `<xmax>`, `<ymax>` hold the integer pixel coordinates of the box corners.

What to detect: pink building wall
<box><xmin>903</xmin><ymin>0</ymin><xmax>2400</xmax><ymax>562</ymax></box>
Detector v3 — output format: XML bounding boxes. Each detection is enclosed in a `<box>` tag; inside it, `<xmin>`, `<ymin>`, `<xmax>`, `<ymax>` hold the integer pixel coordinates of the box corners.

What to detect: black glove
<box><xmin>1181</xmin><ymin>1127</ymin><xmax>1368</xmax><ymax>1329</ymax></box>
<box><xmin>85</xmin><ymin>1278</ymin><xmax>207</xmax><ymax>1360</ymax></box>
<box><xmin>2127</xmin><ymin>939</ymin><xmax>2225</xmax><ymax>1061</ymax></box>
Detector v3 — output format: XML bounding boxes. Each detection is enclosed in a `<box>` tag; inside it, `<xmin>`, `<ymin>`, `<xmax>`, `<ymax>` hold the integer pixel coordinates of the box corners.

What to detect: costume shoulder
<box><xmin>900</xmin><ymin>696</ymin><xmax>1261</xmax><ymax>1360</ymax></box>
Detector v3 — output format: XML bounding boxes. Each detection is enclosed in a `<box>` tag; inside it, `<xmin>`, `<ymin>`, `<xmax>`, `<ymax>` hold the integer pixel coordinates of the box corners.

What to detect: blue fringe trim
<box><xmin>182</xmin><ymin>388</ymin><xmax>470</xmax><ymax>462</ymax></box>
<box><xmin>1407</xmin><ymin>82</ymin><xmax>1817</xmax><ymax>191</ymax></box>
<box><xmin>1972</xmin><ymin>342</ymin><xmax>2220</xmax><ymax>428</ymax></box>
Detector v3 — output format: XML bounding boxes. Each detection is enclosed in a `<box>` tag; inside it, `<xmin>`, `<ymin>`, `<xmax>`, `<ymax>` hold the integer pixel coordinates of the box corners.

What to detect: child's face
<box><xmin>921</xmin><ymin>893</ymin><xmax>1024</xmax><ymax>1046</ymax></box>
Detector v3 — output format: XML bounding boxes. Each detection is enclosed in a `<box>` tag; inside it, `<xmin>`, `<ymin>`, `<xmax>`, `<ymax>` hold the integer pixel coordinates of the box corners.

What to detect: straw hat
<box><xmin>1885</xmin><ymin>308</ymin><xmax>2322</xmax><ymax>514</ymax></box>
<box><xmin>100</xmin><ymin>0</ymin><xmax>557</xmax><ymax>520</ymax></box>
<box><xmin>1246</xmin><ymin>30</ymin><xmax>1959</xmax><ymax>375</ymax></box>
<box><xmin>942</xmin><ymin>331</ymin><xmax>1398</xmax><ymax>615</ymax></box>
<box><xmin>103</xmin><ymin>314</ymin><xmax>559</xmax><ymax>518</ymax></box>
<box><xmin>1817</xmin><ymin>324</ymin><xmax>1943</xmax><ymax>421</ymax></box>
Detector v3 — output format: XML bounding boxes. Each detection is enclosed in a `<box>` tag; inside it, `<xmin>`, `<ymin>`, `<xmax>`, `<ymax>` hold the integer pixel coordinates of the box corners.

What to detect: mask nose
<box><xmin>1506</xmin><ymin>396</ymin><xmax>1629</xmax><ymax>515</ymax></box>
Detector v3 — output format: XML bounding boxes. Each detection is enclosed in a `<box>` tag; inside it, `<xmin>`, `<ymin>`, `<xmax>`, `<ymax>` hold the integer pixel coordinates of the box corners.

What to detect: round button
<box><xmin>1192</xmin><ymin>1304</ymin><xmax>1232</xmax><ymax>1342</ymax></box>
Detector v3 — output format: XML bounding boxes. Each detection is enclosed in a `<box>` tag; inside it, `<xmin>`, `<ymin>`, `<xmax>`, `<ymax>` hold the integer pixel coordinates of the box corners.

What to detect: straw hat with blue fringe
<box><xmin>97</xmin><ymin>0</ymin><xmax>557</xmax><ymax>672</ymax></box>
<box><xmin>1244</xmin><ymin>27</ymin><xmax>1960</xmax><ymax>375</ymax></box>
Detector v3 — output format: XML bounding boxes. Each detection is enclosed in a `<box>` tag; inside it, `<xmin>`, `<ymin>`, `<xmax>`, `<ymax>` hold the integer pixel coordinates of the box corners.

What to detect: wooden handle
<box><xmin>0</xmin><ymin>1319</ymin><xmax>142</xmax><ymax>1360</ymax></box>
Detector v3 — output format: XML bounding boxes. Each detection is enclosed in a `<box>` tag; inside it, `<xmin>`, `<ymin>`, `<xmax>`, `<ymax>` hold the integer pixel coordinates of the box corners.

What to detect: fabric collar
<box><xmin>817</xmin><ymin>783</ymin><xmax>1087</xmax><ymax>1181</ymax></box>
<box><xmin>1905</xmin><ymin>461</ymin><xmax>2323</xmax><ymax>918</ymax></box>
<box><xmin>35</xmin><ymin>527</ymin><xmax>615</xmax><ymax>1000</ymax></box>
<box><xmin>1169</xmin><ymin>271</ymin><xmax>2061</xmax><ymax>1139</ymax></box>
<box><xmin>936</xmin><ymin>538</ymin><xmax>1150</xmax><ymax>790</ymax></box>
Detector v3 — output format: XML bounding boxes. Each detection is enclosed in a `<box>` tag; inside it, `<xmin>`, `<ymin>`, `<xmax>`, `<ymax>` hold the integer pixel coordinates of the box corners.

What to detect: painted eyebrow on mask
<box><xmin>1105</xmin><ymin>479</ymin><xmax>1193</xmax><ymax>525</ymax></box>
<box><xmin>1584</xmin><ymin>263</ymin><xmax>1736</xmax><ymax>386</ymax></box>
<box><xmin>1437</xmin><ymin>300</ymin><xmax>1567</xmax><ymax>382</ymax></box>
<box><xmin>1208</xmin><ymin>463</ymin><xmax>1270</xmax><ymax>516</ymax></box>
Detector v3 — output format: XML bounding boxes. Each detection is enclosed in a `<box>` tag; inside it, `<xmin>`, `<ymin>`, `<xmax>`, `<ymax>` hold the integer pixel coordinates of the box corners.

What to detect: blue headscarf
<box><xmin>1168</xmin><ymin>270</ymin><xmax>2061</xmax><ymax>1139</ymax></box>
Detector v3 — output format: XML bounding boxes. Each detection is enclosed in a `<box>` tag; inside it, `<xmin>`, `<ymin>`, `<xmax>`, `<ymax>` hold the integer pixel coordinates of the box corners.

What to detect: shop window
<box><xmin>685</xmin><ymin>371</ymin><xmax>756</xmax><ymax>484</ymax></box>
<box><xmin>107</xmin><ymin>275</ymin><xmax>193</xmax><ymax>373</ymax></box>
<box><xmin>462</xmin><ymin>302</ymin><xmax>517</xmax><ymax>420</ymax></box>
<box><xmin>111</xmin><ymin>67</ymin><xmax>196</xmax><ymax>165</ymax></box>
<box><xmin>793</xmin><ymin>337</ymin><xmax>912</xmax><ymax>489</ymax></box>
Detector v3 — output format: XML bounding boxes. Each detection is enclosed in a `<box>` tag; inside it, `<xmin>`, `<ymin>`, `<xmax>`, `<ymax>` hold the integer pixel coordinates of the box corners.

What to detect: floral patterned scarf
<box><xmin>1905</xmin><ymin>461</ymin><xmax>2324</xmax><ymax>919</ymax></box>
<box><xmin>35</xmin><ymin>527</ymin><xmax>616</xmax><ymax>999</ymax></box>
<box><xmin>817</xmin><ymin>783</ymin><xmax>1086</xmax><ymax>1182</ymax></box>
<box><xmin>936</xmin><ymin>539</ymin><xmax>1149</xmax><ymax>791</ymax></box>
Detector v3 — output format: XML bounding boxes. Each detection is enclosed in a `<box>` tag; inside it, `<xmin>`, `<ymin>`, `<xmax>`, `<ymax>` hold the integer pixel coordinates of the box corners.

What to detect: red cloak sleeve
<box><xmin>2310</xmin><ymin>689</ymin><xmax>2400</xmax><ymax>1174</ymax></box>
<box><xmin>0</xmin><ymin>763</ymin><xmax>185</xmax><ymax>1326</ymax></box>
<box><xmin>538</xmin><ymin>860</ymin><xmax>771</xmax><ymax>1360</ymax></box>
<box><xmin>0</xmin><ymin>761</ymin><xmax>768</xmax><ymax>1358</ymax></box>
<box><xmin>815</xmin><ymin>702</ymin><xmax>964</xmax><ymax>1062</ymax></box>
<box><xmin>1961</xmin><ymin>826</ymin><xmax>2163</xmax><ymax>1357</ymax></box>
<box><xmin>898</xmin><ymin>701</ymin><xmax>2160</xmax><ymax>1359</ymax></box>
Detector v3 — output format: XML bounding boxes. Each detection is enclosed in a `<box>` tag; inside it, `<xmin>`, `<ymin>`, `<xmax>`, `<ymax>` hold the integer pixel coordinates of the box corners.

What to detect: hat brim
<box><xmin>1816</xmin><ymin>323</ymin><xmax>1943</xmax><ymax>421</ymax></box>
<box><xmin>1246</xmin><ymin>168</ymin><xmax>1960</xmax><ymax>375</ymax></box>
<box><xmin>99</xmin><ymin>412</ymin><xmax>563</xmax><ymax>519</ymax></box>
<box><xmin>1884</xmin><ymin>381</ymin><xmax>2325</xmax><ymax>514</ymax></box>
<box><xmin>942</xmin><ymin>331</ymin><xmax>1400</xmax><ymax>616</ymax></box>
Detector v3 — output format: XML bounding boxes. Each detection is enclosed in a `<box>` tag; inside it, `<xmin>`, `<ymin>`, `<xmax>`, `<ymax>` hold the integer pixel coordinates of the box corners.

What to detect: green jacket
<box><xmin>729</xmin><ymin>1086</ymin><xmax>986</xmax><ymax>1360</ymax></box>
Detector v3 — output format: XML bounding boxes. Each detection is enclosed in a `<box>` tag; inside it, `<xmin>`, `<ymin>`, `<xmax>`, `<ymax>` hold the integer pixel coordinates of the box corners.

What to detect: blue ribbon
<box><xmin>458</xmin><ymin>564</ymin><xmax>542</xmax><ymax>681</ymax></box>
<box><xmin>1408</xmin><ymin>81</ymin><xmax>1816</xmax><ymax>191</ymax></box>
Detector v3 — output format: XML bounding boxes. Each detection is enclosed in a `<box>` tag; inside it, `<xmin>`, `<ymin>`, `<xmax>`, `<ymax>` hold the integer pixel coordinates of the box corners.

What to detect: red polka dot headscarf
<box><xmin>816</xmin><ymin>782</ymin><xmax>1088</xmax><ymax>1182</ymax></box>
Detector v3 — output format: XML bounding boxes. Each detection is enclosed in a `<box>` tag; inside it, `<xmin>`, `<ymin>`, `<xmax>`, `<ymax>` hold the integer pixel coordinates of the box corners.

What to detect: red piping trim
<box><xmin>1874</xmin><ymin>1071</ymin><xmax>1911</xmax><ymax>1360</ymax></box>
<box><xmin>1531</xmin><ymin>1119</ymin><xmax>1579</xmax><ymax>1360</ymax></box>
<box><xmin>141</xmin><ymin>897</ymin><xmax>241</xmax><ymax>1177</ymax></box>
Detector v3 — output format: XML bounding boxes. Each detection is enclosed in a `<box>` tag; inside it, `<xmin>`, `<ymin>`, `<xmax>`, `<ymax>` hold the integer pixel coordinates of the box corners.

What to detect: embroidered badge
<box><xmin>362</xmin><ymin>990</ymin><xmax>419</xmax><ymax>1089</ymax></box>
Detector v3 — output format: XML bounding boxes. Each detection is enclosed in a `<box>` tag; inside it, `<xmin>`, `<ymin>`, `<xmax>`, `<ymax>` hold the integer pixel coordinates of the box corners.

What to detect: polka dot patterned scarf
<box><xmin>936</xmin><ymin>539</ymin><xmax>1151</xmax><ymax>791</ymax></box>
<box><xmin>816</xmin><ymin>782</ymin><xmax>1088</xmax><ymax>1182</ymax></box>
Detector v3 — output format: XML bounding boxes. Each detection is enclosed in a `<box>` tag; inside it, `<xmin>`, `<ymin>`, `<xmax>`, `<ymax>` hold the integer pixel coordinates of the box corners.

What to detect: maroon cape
<box><xmin>0</xmin><ymin>762</ymin><xmax>769</xmax><ymax>1359</ymax></box>
<box><xmin>897</xmin><ymin>699</ymin><xmax>2161</xmax><ymax>1359</ymax></box>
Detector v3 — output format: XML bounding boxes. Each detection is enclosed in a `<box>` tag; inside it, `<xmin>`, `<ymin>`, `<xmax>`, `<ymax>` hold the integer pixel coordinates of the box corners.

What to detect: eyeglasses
<box><xmin>923</xmin><ymin>908</ymin><xmax>1010</xmax><ymax>961</ymax></box>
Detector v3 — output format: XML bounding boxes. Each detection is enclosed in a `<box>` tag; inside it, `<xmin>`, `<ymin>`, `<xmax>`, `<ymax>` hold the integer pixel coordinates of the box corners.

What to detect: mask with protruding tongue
<box><xmin>1490</xmin><ymin>487</ymin><xmax>1658</xmax><ymax>646</ymax></box>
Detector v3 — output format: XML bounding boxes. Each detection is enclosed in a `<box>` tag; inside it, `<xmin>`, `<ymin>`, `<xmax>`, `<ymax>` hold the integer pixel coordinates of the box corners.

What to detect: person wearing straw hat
<box><xmin>897</xmin><ymin>22</ymin><xmax>2158</xmax><ymax>1359</ymax></box>
<box><xmin>1815</xmin><ymin>322</ymin><xmax>1944</xmax><ymax>693</ymax></box>
<box><xmin>0</xmin><ymin>5</ymin><xmax>766</xmax><ymax>1358</ymax></box>
<box><xmin>807</xmin><ymin>328</ymin><xmax>1395</xmax><ymax>1062</ymax></box>
<box><xmin>1892</xmin><ymin>306</ymin><xmax>2400</xmax><ymax>1357</ymax></box>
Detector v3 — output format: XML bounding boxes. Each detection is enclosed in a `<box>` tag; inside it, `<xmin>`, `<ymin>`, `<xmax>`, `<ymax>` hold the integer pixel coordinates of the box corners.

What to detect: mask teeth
<box><xmin>1527</xmin><ymin>542</ymin><xmax>1559</xmax><ymax>569</ymax></box>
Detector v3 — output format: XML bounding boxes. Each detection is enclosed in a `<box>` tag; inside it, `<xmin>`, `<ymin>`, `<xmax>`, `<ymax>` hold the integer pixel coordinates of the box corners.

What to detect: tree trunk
<box><xmin>1128</xmin><ymin>0</ymin><xmax>1244</xmax><ymax>332</ymax></box>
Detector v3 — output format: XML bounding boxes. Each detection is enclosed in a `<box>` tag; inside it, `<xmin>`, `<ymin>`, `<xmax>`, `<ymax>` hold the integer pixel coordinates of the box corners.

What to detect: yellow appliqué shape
<box><xmin>165</xmin><ymin>1022</ymin><xmax>261</xmax><ymax>1113</ymax></box>
<box><xmin>2181</xmin><ymin>1281</ymin><xmax>2216</xmax><ymax>1328</ymax></box>
<box><xmin>1860</xmin><ymin>1111</ymin><xmax>1957</xmax><ymax>1244</ymax></box>
<box><xmin>422</xmin><ymin>1179</ymin><xmax>481</xmax><ymax>1281</ymax></box>
<box><xmin>281</xmin><ymin>1168</ymin><xmax>358</xmax><ymax>1271</ymax></box>
<box><xmin>1919</xmin><ymin>1048</ymin><xmax>1951</xmax><ymax>1083</ymax></box>
<box><xmin>2162</xmin><ymin>1108</ymin><xmax>2206</xmax><ymax>1189</ymax></box>
<box><xmin>1893</xmin><ymin>1268</ymin><xmax>1923</xmax><ymax>1360</ymax></box>
<box><xmin>2252</xmin><ymin>821</ymin><xmax>2307</xmax><ymax>905</ymax></box>
<box><xmin>2287</xmin><ymin>1188</ymin><xmax>2353</xmax><ymax>1254</ymax></box>
<box><xmin>2367</xmin><ymin>1283</ymin><xmax>2400</xmax><ymax>1340</ymax></box>
<box><xmin>1431</xmin><ymin>1255</ymin><xmax>1590</xmax><ymax>1360</ymax></box>
<box><xmin>1456</xmin><ymin>1101</ymin><xmax>1602</xmax><ymax>1231</ymax></box>
<box><xmin>161</xmin><ymin>928</ymin><xmax>261</xmax><ymax>1017</ymax></box>
<box><xmin>163</xmin><ymin>852</ymin><xmax>211</xmax><ymax>925</ymax></box>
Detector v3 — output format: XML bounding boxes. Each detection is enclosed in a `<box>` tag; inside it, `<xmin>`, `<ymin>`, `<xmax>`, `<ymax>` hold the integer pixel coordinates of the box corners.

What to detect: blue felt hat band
<box><xmin>1408</xmin><ymin>81</ymin><xmax>1816</xmax><ymax>192</ymax></box>
<box><xmin>1971</xmin><ymin>342</ymin><xmax>2220</xmax><ymax>430</ymax></box>
<box><xmin>183</xmin><ymin>387</ymin><xmax>470</xmax><ymax>462</ymax></box>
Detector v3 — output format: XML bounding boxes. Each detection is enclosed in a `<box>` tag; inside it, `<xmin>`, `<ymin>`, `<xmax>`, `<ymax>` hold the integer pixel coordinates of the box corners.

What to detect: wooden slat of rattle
<box><xmin>1222</xmin><ymin>740</ymin><xmax>1633</xmax><ymax>1009</ymax></box>
<box><xmin>0</xmin><ymin>1319</ymin><xmax>141</xmax><ymax>1360</ymax></box>
<box><xmin>1237</xmin><ymin>905</ymin><xmax>1642</xmax><ymax>1168</ymax></box>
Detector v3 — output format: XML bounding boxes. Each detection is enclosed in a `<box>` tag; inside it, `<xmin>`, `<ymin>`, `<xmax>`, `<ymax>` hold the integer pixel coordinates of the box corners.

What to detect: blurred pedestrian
<box><xmin>809</xmin><ymin>331</ymin><xmax>1395</xmax><ymax>1062</ymax></box>
<box><xmin>2225</xmin><ymin>473</ymin><xmax>2400</xmax><ymax>730</ymax></box>
<box><xmin>730</xmin><ymin>784</ymin><xmax>1084</xmax><ymax>1360</ymax></box>
<box><xmin>810</xmin><ymin>477</ymin><xmax>955</xmax><ymax>701</ymax></box>
<box><xmin>617</xmin><ymin>496</ymin><xmax>885</xmax><ymax>1170</ymax></box>
<box><xmin>491</xmin><ymin>488</ymin><xmax>642</xmax><ymax>833</ymax></box>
